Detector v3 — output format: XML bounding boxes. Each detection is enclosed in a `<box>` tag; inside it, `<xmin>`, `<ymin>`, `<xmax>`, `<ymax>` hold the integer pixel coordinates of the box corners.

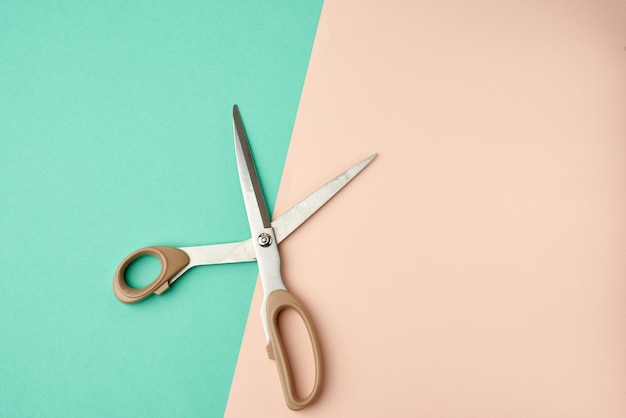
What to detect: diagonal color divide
<box><xmin>226</xmin><ymin>0</ymin><xmax>626</xmax><ymax>416</ymax></box>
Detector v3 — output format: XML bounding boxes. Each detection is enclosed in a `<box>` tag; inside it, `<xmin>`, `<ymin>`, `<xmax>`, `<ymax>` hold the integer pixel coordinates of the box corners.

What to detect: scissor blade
<box><xmin>233</xmin><ymin>105</ymin><xmax>272</xmax><ymax>231</ymax></box>
<box><xmin>272</xmin><ymin>153</ymin><xmax>377</xmax><ymax>244</ymax></box>
<box><xmin>180</xmin><ymin>239</ymin><xmax>256</xmax><ymax>267</ymax></box>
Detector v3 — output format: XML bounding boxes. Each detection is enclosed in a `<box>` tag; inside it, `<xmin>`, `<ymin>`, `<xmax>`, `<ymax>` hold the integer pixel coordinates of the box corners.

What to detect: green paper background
<box><xmin>0</xmin><ymin>1</ymin><xmax>323</xmax><ymax>416</ymax></box>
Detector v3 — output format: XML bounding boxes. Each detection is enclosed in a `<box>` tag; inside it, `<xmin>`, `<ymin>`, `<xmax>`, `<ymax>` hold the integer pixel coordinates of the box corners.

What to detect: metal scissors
<box><xmin>113</xmin><ymin>105</ymin><xmax>376</xmax><ymax>410</ymax></box>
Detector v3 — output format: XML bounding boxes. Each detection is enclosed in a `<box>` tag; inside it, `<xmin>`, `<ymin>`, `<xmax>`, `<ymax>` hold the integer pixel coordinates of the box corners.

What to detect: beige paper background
<box><xmin>226</xmin><ymin>0</ymin><xmax>626</xmax><ymax>416</ymax></box>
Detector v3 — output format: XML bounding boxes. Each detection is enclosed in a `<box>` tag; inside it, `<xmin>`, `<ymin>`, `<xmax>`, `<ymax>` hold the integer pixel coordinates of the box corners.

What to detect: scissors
<box><xmin>113</xmin><ymin>105</ymin><xmax>376</xmax><ymax>410</ymax></box>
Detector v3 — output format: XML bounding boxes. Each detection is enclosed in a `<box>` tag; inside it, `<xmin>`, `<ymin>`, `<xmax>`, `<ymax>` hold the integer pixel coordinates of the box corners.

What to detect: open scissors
<box><xmin>113</xmin><ymin>105</ymin><xmax>376</xmax><ymax>410</ymax></box>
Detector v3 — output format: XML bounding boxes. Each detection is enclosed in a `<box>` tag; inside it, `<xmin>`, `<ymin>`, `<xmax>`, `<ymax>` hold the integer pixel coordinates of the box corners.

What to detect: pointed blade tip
<box><xmin>363</xmin><ymin>153</ymin><xmax>378</xmax><ymax>165</ymax></box>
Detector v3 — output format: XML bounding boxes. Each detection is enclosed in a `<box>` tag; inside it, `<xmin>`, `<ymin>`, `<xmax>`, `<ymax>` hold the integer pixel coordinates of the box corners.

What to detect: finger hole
<box><xmin>124</xmin><ymin>254</ymin><xmax>163</xmax><ymax>289</ymax></box>
<box><xmin>277</xmin><ymin>307</ymin><xmax>316</xmax><ymax>401</ymax></box>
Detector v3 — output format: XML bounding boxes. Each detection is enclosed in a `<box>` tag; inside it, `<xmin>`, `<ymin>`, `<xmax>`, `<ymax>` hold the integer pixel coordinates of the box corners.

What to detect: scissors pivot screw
<box><xmin>257</xmin><ymin>233</ymin><xmax>272</xmax><ymax>247</ymax></box>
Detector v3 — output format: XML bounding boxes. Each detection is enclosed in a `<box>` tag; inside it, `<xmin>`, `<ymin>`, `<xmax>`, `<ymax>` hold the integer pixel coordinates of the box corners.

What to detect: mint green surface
<box><xmin>0</xmin><ymin>1</ymin><xmax>323</xmax><ymax>416</ymax></box>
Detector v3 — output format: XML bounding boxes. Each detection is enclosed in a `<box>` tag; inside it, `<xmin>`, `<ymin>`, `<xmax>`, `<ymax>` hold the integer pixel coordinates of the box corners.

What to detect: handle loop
<box><xmin>113</xmin><ymin>246</ymin><xmax>190</xmax><ymax>304</ymax></box>
<box><xmin>265</xmin><ymin>289</ymin><xmax>323</xmax><ymax>410</ymax></box>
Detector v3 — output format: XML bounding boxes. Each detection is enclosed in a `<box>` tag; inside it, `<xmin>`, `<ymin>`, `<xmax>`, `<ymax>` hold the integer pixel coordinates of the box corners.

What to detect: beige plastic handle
<box><xmin>113</xmin><ymin>246</ymin><xmax>190</xmax><ymax>304</ymax></box>
<box><xmin>265</xmin><ymin>289</ymin><xmax>323</xmax><ymax>410</ymax></box>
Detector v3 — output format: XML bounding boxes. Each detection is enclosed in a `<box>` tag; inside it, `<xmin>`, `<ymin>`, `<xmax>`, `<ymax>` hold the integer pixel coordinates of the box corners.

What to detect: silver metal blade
<box><xmin>180</xmin><ymin>239</ymin><xmax>256</xmax><ymax>266</ymax></box>
<box><xmin>167</xmin><ymin>239</ymin><xmax>257</xmax><ymax>285</ymax></box>
<box><xmin>233</xmin><ymin>105</ymin><xmax>272</xmax><ymax>232</ymax></box>
<box><xmin>272</xmin><ymin>153</ymin><xmax>377</xmax><ymax>244</ymax></box>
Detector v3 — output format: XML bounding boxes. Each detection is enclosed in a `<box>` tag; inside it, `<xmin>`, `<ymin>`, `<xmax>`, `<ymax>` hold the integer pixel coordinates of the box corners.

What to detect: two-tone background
<box><xmin>2</xmin><ymin>1</ymin><xmax>625</xmax><ymax>417</ymax></box>
<box><xmin>1</xmin><ymin>1</ymin><xmax>321</xmax><ymax>416</ymax></box>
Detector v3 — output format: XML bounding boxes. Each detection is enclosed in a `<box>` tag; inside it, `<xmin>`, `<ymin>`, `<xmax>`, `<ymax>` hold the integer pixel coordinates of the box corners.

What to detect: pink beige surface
<box><xmin>226</xmin><ymin>0</ymin><xmax>626</xmax><ymax>416</ymax></box>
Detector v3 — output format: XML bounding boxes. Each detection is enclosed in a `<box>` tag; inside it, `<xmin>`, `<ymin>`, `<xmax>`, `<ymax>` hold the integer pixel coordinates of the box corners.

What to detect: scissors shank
<box><xmin>179</xmin><ymin>240</ymin><xmax>256</xmax><ymax>268</ymax></box>
<box><xmin>165</xmin><ymin>240</ymin><xmax>256</xmax><ymax>286</ymax></box>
